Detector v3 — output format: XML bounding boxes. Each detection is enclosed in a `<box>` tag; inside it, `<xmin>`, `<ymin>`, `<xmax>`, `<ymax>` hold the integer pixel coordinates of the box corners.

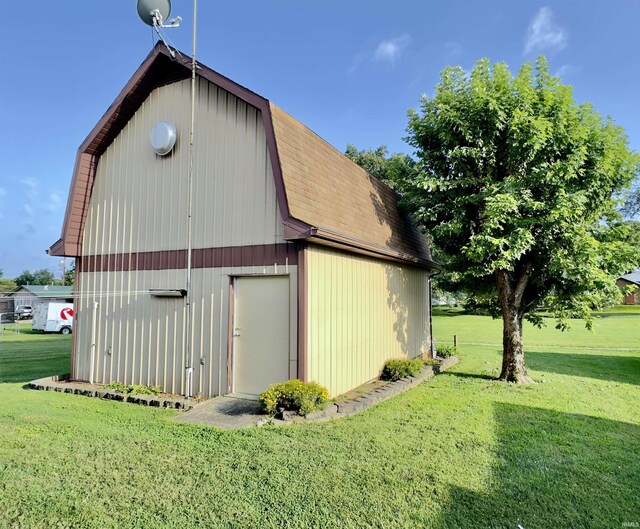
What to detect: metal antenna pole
<box><xmin>184</xmin><ymin>0</ymin><xmax>197</xmax><ymax>398</ymax></box>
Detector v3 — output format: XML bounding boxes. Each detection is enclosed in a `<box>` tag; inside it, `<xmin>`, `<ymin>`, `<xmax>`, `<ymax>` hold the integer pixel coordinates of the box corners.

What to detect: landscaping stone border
<box><xmin>28</xmin><ymin>357</ymin><xmax>459</xmax><ymax>424</ymax></box>
<box><xmin>28</xmin><ymin>375</ymin><xmax>193</xmax><ymax>410</ymax></box>
<box><xmin>276</xmin><ymin>356</ymin><xmax>459</xmax><ymax>424</ymax></box>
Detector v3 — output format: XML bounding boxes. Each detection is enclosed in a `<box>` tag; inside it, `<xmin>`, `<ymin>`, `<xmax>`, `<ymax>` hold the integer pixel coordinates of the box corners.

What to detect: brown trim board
<box><xmin>308</xmin><ymin>229</ymin><xmax>440</xmax><ymax>270</ymax></box>
<box><xmin>78</xmin><ymin>243</ymin><xmax>298</xmax><ymax>273</ymax></box>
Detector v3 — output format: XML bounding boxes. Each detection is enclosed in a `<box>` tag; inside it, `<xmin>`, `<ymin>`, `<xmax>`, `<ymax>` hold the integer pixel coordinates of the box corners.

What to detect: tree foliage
<box><xmin>0</xmin><ymin>278</ymin><xmax>17</xmax><ymax>294</ymax></box>
<box><xmin>15</xmin><ymin>269</ymin><xmax>56</xmax><ymax>287</ymax></box>
<box><xmin>344</xmin><ymin>144</ymin><xmax>418</xmax><ymax>189</ymax></box>
<box><xmin>401</xmin><ymin>57</ymin><xmax>639</xmax><ymax>381</ymax></box>
<box><xmin>0</xmin><ymin>269</ymin><xmax>17</xmax><ymax>293</ymax></box>
<box><xmin>63</xmin><ymin>265</ymin><xmax>75</xmax><ymax>287</ymax></box>
<box><xmin>621</xmin><ymin>178</ymin><xmax>640</xmax><ymax>219</ymax></box>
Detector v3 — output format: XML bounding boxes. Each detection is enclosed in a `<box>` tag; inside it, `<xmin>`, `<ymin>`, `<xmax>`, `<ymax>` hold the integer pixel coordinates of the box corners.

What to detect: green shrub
<box><xmin>424</xmin><ymin>359</ymin><xmax>440</xmax><ymax>366</ymax></box>
<box><xmin>436</xmin><ymin>345</ymin><xmax>457</xmax><ymax>358</ymax></box>
<box><xmin>104</xmin><ymin>382</ymin><xmax>161</xmax><ymax>395</ymax></box>
<box><xmin>259</xmin><ymin>380</ymin><xmax>329</xmax><ymax>416</ymax></box>
<box><xmin>129</xmin><ymin>384</ymin><xmax>161</xmax><ymax>395</ymax></box>
<box><xmin>105</xmin><ymin>381</ymin><xmax>129</xmax><ymax>393</ymax></box>
<box><xmin>381</xmin><ymin>358</ymin><xmax>424</xmax><ymax>381</ymax></box>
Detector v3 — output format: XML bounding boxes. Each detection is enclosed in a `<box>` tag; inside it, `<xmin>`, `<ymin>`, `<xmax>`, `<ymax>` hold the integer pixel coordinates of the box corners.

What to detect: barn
<box><xmin>49</xmin><ymin>43</ymin><xmax>438</xmax><ymax>399</ymax></box>
<box><xmin>617</xmin><ymin>271</ymin><xmax>640</xmax><ymax>305</ymax></box>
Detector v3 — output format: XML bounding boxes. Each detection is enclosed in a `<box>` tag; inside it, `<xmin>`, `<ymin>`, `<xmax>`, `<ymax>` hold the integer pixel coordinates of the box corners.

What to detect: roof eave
<box><xmin>285</xmin><ymin>226</ymin><xmax>440</xmax><ymax>270</ymax></box>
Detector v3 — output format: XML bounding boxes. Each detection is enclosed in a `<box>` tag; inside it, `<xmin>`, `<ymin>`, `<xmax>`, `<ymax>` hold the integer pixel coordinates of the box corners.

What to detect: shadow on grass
<box><xmin>444</xmin><ymin>371</ymin><xmax>497</xmax><ymax>381</ymax></box>
<box><xmin>436</xmin><ymin>403</ymin><xmax>640</xmax><ymax>529</ymax></box>
<box><xmin>527</xmin><ymin>350</ymin><xmax>640</xmax><ymax>386</ymax></box>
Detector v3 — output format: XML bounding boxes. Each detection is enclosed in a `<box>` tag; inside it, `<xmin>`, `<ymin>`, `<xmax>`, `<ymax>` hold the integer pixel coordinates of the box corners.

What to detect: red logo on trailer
<box><xmin>60</xmin><ymin>307</ymin><xmax>74</xmax><ymax>320</ymax></box>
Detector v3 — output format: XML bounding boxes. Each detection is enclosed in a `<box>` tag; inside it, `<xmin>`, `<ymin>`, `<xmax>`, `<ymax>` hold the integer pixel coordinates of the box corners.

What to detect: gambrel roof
<box><xmin>49</xmin><ymin>43</ymin><xmax>435</xmax><ymax>268</ymax></box>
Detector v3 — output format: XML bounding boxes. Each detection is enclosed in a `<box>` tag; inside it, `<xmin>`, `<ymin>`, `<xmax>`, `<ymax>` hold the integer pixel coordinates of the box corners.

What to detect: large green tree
<box><xmin>15</xmin><ymin>269</ymin><xmax>56</xmax><ymax>287</ymax></box>
<box><xmin>401</xmin><ymin>57</ymin><xmax>639</xmax><ymax>383</ymax></box>
<box><xmin>63</xmin><ymin>261</ymin><xmax>75</xmax><ymax>287</ymax></box>
<box><xmin>0</xmin><ymin>269</ymin><xmax>17</xmax><ymax>294</ymax></box>
<box><xmin>622</xmin><ymin>178</ymin><xmax>640</xmax><ymax>219</ymax></box>
<box><xmin>345</xmin><ymin>145</ymin><xmax>418</xmax><ymax>188</ymax></box>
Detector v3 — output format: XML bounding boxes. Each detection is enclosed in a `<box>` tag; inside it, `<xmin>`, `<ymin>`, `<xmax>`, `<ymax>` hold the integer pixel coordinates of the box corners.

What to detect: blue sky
<box><xmin>0</xmin><ymin>0</ymin><xmax>638</xmax><ymax>279</ymax></box>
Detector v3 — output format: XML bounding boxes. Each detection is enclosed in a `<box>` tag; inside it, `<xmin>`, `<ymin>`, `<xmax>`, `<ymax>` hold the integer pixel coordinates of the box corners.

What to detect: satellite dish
<box><xmin>137</xmin><ymin>0</ymin><xmax>172</xmax><ymax>26</ymax></box>
<box><xmin>136</xmin><ymin>0</ymin><xmax>181</xmax><ymax>58</ymax></box>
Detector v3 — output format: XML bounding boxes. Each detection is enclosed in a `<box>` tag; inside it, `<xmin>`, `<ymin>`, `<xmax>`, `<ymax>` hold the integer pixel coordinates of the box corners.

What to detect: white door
<box><xmin>232</xmin><ymin>276</ymin><xmax>290</xmax><ymax>397</ymax></box>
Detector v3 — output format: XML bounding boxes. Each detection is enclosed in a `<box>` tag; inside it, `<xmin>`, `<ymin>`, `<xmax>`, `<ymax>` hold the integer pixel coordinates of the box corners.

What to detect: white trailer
<box><xmin>32</xmin><ymin>302</ymin><xmax>74</xmax><ymax>334</ymax></box>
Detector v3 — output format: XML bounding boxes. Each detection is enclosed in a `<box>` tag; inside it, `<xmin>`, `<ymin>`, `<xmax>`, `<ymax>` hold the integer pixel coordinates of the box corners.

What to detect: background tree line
<box><xmin>0</xmin><ymin>264</ymin><xmax>75</xmax><ymax>293</ymax></box>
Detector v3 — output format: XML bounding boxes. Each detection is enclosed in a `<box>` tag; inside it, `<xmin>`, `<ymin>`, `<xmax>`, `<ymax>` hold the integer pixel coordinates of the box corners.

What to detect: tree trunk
<box><xmin>496</xmin><ymin>270</ymin><xmax>535</xmax><ymax>384</ymax></box>
<box><xmin>498</xmin><ymin>307</ymin><xmax>534</xmax><ymax>383</ymax></box>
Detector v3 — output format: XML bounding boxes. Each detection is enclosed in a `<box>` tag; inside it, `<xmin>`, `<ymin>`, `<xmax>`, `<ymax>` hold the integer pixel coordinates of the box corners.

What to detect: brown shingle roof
<box><xmin>50</xmin><ymin>43</ymin><xmax>435</xmax><ymax>268</ymax></box>
<box><xmin>270</xmin><ymin>104</ymin><xmax>433</xmax><ymax>265</ymax></box>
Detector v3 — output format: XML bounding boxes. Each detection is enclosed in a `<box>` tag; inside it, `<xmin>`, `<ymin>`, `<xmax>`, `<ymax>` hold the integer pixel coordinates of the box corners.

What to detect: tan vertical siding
<box><xmin>82</xmin><ymin>78</ymin><xmax>283</xmax><ymax>257</ymax></box>
<box><xmin>74</xmin><ymin>78</ymin><xmax>292</xmax><ymax>397</ymax></box>
<box><xmin>305</xmin><ymin>245</ymin><xmax>430</xmax><ymax>397</ymax></box>
<box><xmin>74</xmin><ymin>266</ymin><xmax>297</xmax><ymax>397</ymax></box>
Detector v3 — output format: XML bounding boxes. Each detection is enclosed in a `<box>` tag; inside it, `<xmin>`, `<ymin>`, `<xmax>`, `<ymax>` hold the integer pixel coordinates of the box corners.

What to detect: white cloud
<box><xmin>348</xmin><ymin>51</ymin><xmax>368</xmax><ymax>75</ymax></box>
<box><xmin>47</xmin><ymin>192</ymin><xmax>62</xmax><ymax>213</ymax></box>
<box><xmin>20</xmin><ymin>177</ymin><xmax>38</xmax><ymax>200</ymax></box>
<box><xmin>16</xmin><ymin>221</ymin><xmax>37</xmax><ymax>240</ymax></box>
<box><xmin>373</xmin><ymin>34</ymin><xmax>411</xmax><ymax>64</ymax></box>
<box><xmin>524</xmin><ymin>7</ymin><xmax>567</xmax><ymax>55</ymax></box>
<box><xmin>553</xmin><ymin>64</ymin><xmax>578</xmax><ymax>79</ymax></box>
<box><xmin>348</xmin><ymin>34</ymin><xmax>411</xmax><ymax>74</ymax></box>
<box><xmin>443</xmin><ymin>41</ymin><xmax>463</xmax><ymax>63</ymax></box>
<box><xmin>22</xmin><ymin>204</ymin><xmax>34</xmax><ymax>217</ymax></box>
<box><xmin>21</xmin><ymin>177</ymin><xmax>37</xmax><ymax>190</ymax></box>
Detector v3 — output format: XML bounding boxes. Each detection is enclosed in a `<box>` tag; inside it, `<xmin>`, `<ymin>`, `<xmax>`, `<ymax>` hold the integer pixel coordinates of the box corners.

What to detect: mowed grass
<box><xmin>0</xmin><ymin>323</ymin><xmax>71</xmax><ymax>383</ymax></box>
<box><xmin>434</xmin><ymin>305</ymin><xmax>640</xmax><ymax>384</ymax></box>
<box><xmin>0</xmin><ymin>312</ymin><xmax>639</xmax><ymax>529</ymax></box>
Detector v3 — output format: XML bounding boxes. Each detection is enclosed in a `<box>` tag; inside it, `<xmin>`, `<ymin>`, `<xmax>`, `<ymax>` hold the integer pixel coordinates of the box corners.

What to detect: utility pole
<box><xmin>60</xmin><ymin>258</ymin><xmax>67</xmax><ymax>286</ymax></box>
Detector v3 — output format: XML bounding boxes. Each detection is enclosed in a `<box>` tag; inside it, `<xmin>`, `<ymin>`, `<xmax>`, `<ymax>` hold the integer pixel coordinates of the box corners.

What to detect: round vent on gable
<box><xmin>150</xmin><ymin>120</ymin><xmax>177</xmax><ymax>156</ymax></box>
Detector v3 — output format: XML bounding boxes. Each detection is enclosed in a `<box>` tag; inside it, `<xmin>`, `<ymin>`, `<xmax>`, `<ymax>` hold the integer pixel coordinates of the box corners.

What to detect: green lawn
<box><xmin>0</xmin><ymin>313</ymin><xmax>638</xmax><ymax>529</ymax></box>
<box><xmin>0</xmin><ymin>323</ymin><xmax>71</xmax><ymax>383</ymax></box>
